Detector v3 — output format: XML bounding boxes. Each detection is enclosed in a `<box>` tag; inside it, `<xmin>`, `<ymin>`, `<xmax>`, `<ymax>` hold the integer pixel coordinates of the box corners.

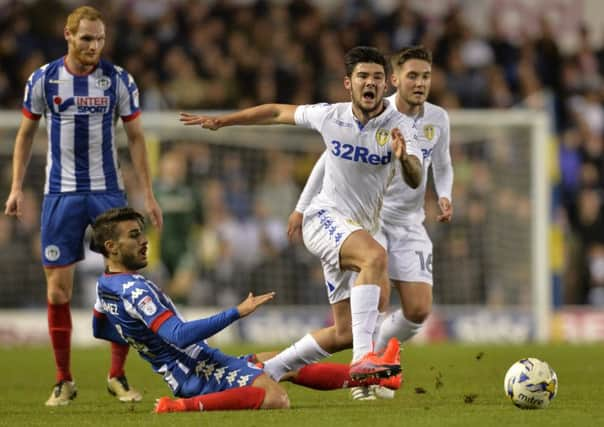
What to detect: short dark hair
<box><xmin>392</xmin><ymin>46</ymin><xmax>432</xmax><ymax>69</ymax></box>
<box><xmin>90</xmin><ymin>207</ymin><xmax>144</xmax><ymax>257</ymax></box>
<box><xmin>344</xmin><ymin>46</ymin><xmax>390</xmax><ymax>77</ymax></box>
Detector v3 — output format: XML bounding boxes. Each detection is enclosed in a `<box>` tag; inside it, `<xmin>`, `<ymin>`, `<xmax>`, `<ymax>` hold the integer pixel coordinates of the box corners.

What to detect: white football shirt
<box><xmin>380</xmin><ymin>95</ymin><xmax>453</xmax><ymax>226</ymax></box>
<box><xmin>294</xmin><ymin>100</ymin><xmax>421</xmax><ymax>233</ymax></box>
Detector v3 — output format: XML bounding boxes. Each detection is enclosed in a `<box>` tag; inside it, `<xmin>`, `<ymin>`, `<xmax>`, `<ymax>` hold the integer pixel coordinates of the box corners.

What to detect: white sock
<box><xmin>374</xmin><ymin>308</ymin><xmax>423</xmax><ymax>352</ymax></box>
<box><xmin>373</xmin><ymin>311</ymin><xmax>387</xmax><ymax>345</ymax></box>
<box><xmin>263</xmin><ymin>333</ymin><xmax>330</xmax><ymax>381</ymax></box>
<box><xmin>350</xmin><ymin>284</ymin><xmax>380</xmax><ymax>362</ymax></box>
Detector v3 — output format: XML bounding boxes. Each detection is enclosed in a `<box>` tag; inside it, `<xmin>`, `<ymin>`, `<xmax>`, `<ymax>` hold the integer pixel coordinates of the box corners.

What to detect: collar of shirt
<box><xmin>348</xmin><ymin>99</ymin><xmax>394</xmax><ymax>131</ymax></box>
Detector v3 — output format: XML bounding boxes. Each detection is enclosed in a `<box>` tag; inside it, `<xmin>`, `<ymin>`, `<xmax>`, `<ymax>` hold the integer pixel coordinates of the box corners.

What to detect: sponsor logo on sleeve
<box><xmin>137</xmin><ymin>295</ymin><xmax>157</xmax><ymax>316</ymax></box>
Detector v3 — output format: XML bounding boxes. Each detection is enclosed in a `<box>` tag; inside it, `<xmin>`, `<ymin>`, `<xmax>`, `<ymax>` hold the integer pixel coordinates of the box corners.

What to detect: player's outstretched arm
<box><xmin>5</xmin><ymin>116</ymin><xmax>39</xmax><ymax>217</ymax></box>
<box><xmin>237</xmin><ymin>292</ymin><xmax>276</xmax><ymax>318</ymax></box>
<box><xmin>391</xmin><ymin>128</ymin><xmax>422</xmax><ymax>189</ymax></box>
<box><xmin>156</xmin><ymin>291</ymin><xmax>276</xmax><ymax>347</ymax></box>
<box><xmin>179</xmin><ymin>104</ymin><xmax>297</xmax><ymax>130</ymax></box>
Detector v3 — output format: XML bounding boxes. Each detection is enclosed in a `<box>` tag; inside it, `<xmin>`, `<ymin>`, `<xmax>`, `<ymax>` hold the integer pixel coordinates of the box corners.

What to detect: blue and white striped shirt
<box><xmin>23</xmin><ymin>57</ymin><xmax>141</xmax><ymax>194</ymax></box>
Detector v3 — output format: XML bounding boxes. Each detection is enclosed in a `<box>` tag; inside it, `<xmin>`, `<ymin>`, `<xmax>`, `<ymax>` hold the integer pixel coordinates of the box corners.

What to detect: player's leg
<box><xmin>340</xmin><ymin>229</ymin><xmax>391</xmax><ymax>313</ymax></box>
<box><xmin>44</xmin><ymin>265</ymin><xmax>78</xmax><ymax>406</ymax></box>
<box><xmin>339</xmin><ymin>230</ymin><xmax>399</xmax><ymax>378</ymax></box>
<box><xmin>259</xmin><ymin>229</ymin><xmax>400</xmax><ymax>391</ymax></box>
<box><xmin>247</xmin><ymin>349</ymin><xmax>382</xmax><ymax>392</ymax></box>
<box><xmin>360</xmin><ymin>224</ymin><xmax>432</xmax><ymax>400</ymax></box>
<box><xmin>41</xmin><ymin>194</ymin><xmax>90</xmax><ymax>406</ymax></box>
<box><xmin>310</xmin><ymin>299</ymin><xmax>353</xmax><ymax>352</ymax></box>
<box><xmin>155</xmin><ymin>351</ymin><xmax>289</xmax><ymax>413</ymax></box>
<box><xmin>261</xmin><ymin>267</ymin><xmax>352</xmax><ymax>382</ymax></box>
<box><xmin>358</xmin><ymin>282</ymin><xmax>430</xmax><ymax>400</ymax></box>
<box><xmin>251</xmin><ymin>374</ymin><xmax>290</xmax><ymax>409</ymax></box>
<box><xmin>301</xmin><ymin>208</ymin><xmax>397</xmax><ymax>378</ymax></box>
<box><xmin>155</xmin><ymin>373</ymin><xmax>289</xmax><ymax>413</ymax></box>
<box><xmin>89</xmin><ymin>192</ymin><xmax>142</xmax><ymax>402</ymax></box>
<box><xmin>262</xmin><ymin>299</ymin><xmax>353</xmax><ymax>378</ymax></box>
<box><xmin>379</xmin><ymin>281</ymin><xmax>432</xmax><ymax>347</ymax></box>
<box><xmin>281</xmin><ymin>361</ymin><xmax>397</xmax><ymax>391</ymax></box>
<box><xmin>374</xmin><ymin>224</ymin><xmax>434</xmax><ymax>352</ymax></box>
<box><xmin>257</xmin><ymin>297</ymin><xmax>400</xmax><ymax>393</ymax></box>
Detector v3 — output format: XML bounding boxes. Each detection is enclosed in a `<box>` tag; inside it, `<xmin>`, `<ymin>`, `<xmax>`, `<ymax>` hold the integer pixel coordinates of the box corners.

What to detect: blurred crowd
<box><xmin>0</xmin><ymin>0</ymin><xmax>603</xmax><ymax>308</ymax></box>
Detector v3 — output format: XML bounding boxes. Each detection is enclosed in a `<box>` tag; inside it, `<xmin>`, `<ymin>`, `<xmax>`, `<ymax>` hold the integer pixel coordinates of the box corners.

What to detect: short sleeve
<box><xmin>115</xmin><ymin>67</ymin><xmax>141</xmax><ymax>121</ymax></box>
<box><xmin>124</xmin><ymin>279</ymin><xmax>172</xmax><ymax>329</ymax></box>
<box><xmin>22</xmin><ymin>69</ymin><xmax>45</xmax><ymax>119</ymax></box>
<box><xmin>294</xmin><ymin>103</ymin><xmax>331</xmax><ymax>131</ymax></box>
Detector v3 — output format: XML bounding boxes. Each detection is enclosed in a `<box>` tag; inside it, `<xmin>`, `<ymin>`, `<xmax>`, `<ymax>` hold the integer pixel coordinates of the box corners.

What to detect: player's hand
<box><xmin>4</xmin><ymin>190</ymin><xmax>23</xmax><ymax>218</ymax></box>
<box><xmin>391</xmin><ymin>128</ymin><xmax>407</xmax><ymax>161</ymax></box>
<box><xmin>179</xmin><ymin>112</ymin><xmax>222</xmax><ymax>130</ymax></box>
<box><xmin>287</xmin><ymin>210</ymin><xmax>304</xmax><ymax>243</ymax></box>
<box><xmin>145</xmin><ymin>195</ymin><xmax>164</xmax><ymax>229</ymax></box>
<box><xmin>437</xmin><ymin>197</ymin><xmax>453</xmax><ymax>223</ymax></box>
<box><xmin>236</xmin><ymin>292</ymin><xmax>276</xmax><ymax>318</ymax></box>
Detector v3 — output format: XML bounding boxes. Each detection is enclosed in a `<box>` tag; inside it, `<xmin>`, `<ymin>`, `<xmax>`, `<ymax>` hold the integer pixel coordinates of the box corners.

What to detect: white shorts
<box><xmin>321</xmin><ymin>263</ymin><xmax>354</xmax><ymax>304</ymax></box>
<box><xmin>302</xmin><ymin>206</ymin><xmax>363</xmax><ymax>269</ymax></box>
<box><xmin>319</xmin><ymin>226</ymin><xmax>388</xmax><ymax>305</ymax></box>
<box><xmin>383</xmin><ymin>222</ymin><xmax>433</xmax><ymax>285</ymax></box>
<box><xmin>323</xmin><ymin>223</ymin><xmax>433</xmax><ymax>303</ymax></box>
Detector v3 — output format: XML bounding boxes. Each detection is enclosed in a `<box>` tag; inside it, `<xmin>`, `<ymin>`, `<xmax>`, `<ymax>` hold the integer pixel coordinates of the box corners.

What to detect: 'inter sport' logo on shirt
<box><xmin>53</xmin><ymin>96</ymin><xmax>110</xmax><ymax>114</ymax></box>
<box><xmin>330</xmin><ymin>140</ymin><xmax>391</xmax><ymax>165</ymax></box>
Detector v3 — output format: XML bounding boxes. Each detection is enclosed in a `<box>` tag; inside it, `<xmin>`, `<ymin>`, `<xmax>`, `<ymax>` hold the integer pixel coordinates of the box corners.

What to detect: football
<box><xmin>503</xmin><ymin>358</ymin><xmax>558</xmax><ymax>409</ymax></box>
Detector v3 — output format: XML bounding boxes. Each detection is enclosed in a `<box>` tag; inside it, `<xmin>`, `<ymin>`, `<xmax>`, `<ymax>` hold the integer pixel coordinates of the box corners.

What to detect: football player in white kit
<box><xmin>180</xmin><ymin>46</ymin><xmax>423</xmax><ymax>381</ymax></box>
<box><xmin>288</xmin><ymin>46</ymin><xmax>453</xmax><ymax>399</ymax></box>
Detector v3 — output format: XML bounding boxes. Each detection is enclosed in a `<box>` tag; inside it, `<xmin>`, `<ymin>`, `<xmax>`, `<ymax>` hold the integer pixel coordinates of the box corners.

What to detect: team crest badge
<box><xmin>95</xmin><ymin>76</ymin><xmax>112</xmax><ymax>90</ymax></box>
<box><xmin>44</xmin><ymin>245</ymin><xmax>61</xmax><ymax>262</ymax></box>
<box><xmin>423</xmin><ymin>124</ymin><xmax>435</xmax><ymax>141</ymax></box>
<box><xmin>375</xmin><ymin>128</ymin><xmax>389</xmax><ymax>146</ymax></box>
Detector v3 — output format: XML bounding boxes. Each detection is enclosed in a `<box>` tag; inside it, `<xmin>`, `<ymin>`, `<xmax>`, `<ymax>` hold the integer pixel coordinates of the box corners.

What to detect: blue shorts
<box><xmin>176</xmin><ymin>349</ymin><xmax>263</xmax><ymax>398</ymax></box>
<box><xmin>41</xmin><ymin>192</ymin><xmax>127</xmax><ymax>266</ymax></box>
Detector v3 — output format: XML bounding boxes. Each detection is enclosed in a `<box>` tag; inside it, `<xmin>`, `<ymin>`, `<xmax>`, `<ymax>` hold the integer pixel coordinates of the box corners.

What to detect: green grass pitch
<box><xmin>1</xmin><ymin>342</ymin><xmax>603</xmax><ymax>427</ymax></box>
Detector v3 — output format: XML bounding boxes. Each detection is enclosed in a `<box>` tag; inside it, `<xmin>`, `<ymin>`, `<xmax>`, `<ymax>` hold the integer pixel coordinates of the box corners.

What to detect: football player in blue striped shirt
<box><xmin>91</xmin><ymin>207</ymin><xmax>289</xmax><ymax>412</ymax></box>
